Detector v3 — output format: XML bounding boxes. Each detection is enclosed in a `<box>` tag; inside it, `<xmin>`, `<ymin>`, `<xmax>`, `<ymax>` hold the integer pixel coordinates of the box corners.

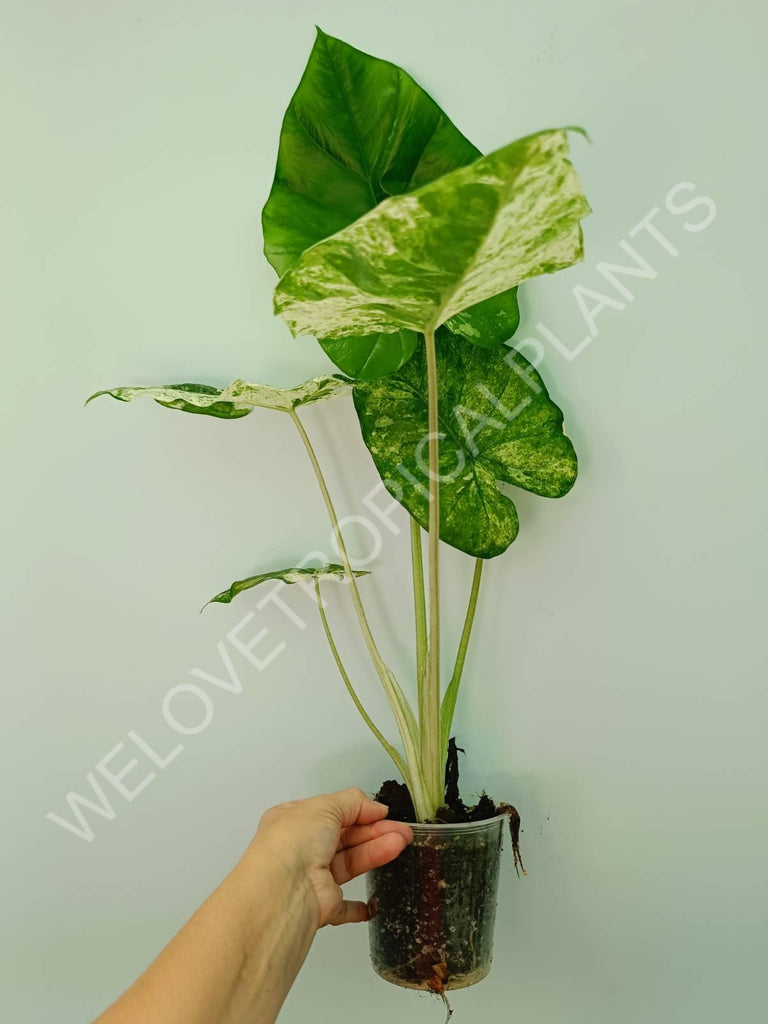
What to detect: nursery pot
<box><xmin>366</xmin><ymin>813</ymin><xmax>506</xmax><ymax>991</ymax></box>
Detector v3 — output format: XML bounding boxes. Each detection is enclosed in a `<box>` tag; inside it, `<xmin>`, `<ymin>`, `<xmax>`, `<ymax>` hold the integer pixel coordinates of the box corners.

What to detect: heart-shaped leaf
<box><xmin>353</xmin><ymin>332</ymin><xmax>578</xmax><ymax>558</ymax></box>
<box><xmin>274</xmin><ymin>128</ymin><xmax>589</xmax><ymax>342</ymax></box>
<box><xmin>262</xmin><ymin>28</ymin><xmax>479</xmax><ymax>276</ymax></box>
<box><xmin>204</xmin><ymin>563</ymin><xmax>370</xmax><ymax>608</ymax></box>
<box><xmin>262</xmin><ymin>29</ymin><xmax>520</xmax><ymax>375</ymax></box>
<box><xmin>87</xmin><ymin>375</ymin><xmax>351</xmax><ymax>418</ymax></box>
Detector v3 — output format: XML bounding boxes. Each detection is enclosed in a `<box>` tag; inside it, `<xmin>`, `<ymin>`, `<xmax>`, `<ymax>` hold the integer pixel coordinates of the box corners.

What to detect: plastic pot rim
<box><xmin>406</xmin><ymin>812</ymin><xmax>508</xmax><ymax>836</ymax></box>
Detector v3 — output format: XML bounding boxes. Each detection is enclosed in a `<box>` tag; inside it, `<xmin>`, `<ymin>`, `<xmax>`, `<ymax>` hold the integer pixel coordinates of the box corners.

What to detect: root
<box><xmin>439</xmin><ymin>992</ymin><xmax>454</xmax><ymax>1022</ymax></box>
<box><xmin>498</xmin><ymin>802</ymin><xmax>527</xmax><ymax>877</ymax></box>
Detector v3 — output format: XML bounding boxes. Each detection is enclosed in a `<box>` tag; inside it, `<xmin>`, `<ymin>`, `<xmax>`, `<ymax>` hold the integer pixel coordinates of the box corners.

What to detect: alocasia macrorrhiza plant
<box><xmin>89</xmin><ymin>29</ymin><xmax>589</xmax><ymax>826</ymax></box>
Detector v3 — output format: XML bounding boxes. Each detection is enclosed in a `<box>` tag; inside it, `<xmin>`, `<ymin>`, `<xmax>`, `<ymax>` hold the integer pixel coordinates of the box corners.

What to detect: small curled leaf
<box><xmin>203</xmin><ymin>563</ymin><xmax>370</xmax><ymax>610</ymax></box>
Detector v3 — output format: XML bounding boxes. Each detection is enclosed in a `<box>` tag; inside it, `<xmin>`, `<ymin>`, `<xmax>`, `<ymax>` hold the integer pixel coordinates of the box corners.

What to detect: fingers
<box><xmin>328</xmin><ymin>899</ymin><xmax>369</xmax><ymax>927</ymax></box>
<box><xmin>331</xmin><ymin>831</ymin><xmax>409</xmax><ymax>885</ymax></box>
<box><xmin>326</xmin><ymin>787</ymin><xmax>390</xmax><ymax>829</ymax></box>
<box><xmin>338</xmin><ymin>818</ymin><xmax>414</xmax><ymax>852</ymax></box>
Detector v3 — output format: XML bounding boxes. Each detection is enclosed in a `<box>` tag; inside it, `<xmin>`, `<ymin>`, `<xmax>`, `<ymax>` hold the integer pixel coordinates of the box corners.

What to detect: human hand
<box><xmin>250</xmin><ymin>787</ymin><xmax>413</xmax><ymax>928</ymax></box>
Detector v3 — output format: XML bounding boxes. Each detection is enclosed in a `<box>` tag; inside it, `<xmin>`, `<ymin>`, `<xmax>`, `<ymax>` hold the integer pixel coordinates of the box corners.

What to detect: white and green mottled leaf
<box><xmin>204</xmin><ymin>563</ymin><xmax>370</xmax><ymax>608</ymax></box>
<box><xmin>274</xmin><ymin>128</ymin><xmax>590</xmax><ymax>340</ymax></box>
<box><xmin>220</xmin><ymin>376</ymin><xmax>351</xmax><ymax>411</ymax></box>
<box><xmin>353</xmin><ymin>331</ymin><xmax>578</xmax><ymax>559</ymax></box>
<box><xmin>86</xmin><ymin>375</ymin><xmax>351</xmax><ymax>417</ymax></box>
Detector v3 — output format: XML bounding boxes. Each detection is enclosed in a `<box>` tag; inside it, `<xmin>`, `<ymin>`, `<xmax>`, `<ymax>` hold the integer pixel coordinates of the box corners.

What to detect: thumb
<box><xmin>328</xmin><ymin>899</ymin><xmax>369</xmax><ymax>927</ymax></box>
<box><xmin>327</xmin><ymin>787</ymin><xmax>388</xmax><ymax>828</ymax></box>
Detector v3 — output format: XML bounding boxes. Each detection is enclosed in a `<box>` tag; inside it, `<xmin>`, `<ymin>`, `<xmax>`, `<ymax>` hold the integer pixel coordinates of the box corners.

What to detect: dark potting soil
<box><xmin>375</xmin><ymin>739</ymin><xmax>518</xmax><ymax>833</ymax></box>
<box><xmin>368</xmin><ymin>740</ymin><xmax>525</xmax><ymax>994</ymax></box>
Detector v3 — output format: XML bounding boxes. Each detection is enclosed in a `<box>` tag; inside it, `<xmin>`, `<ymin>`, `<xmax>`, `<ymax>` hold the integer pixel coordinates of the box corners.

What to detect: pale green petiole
<box><xmin>440</xmin><ymin>557</ymin><xmax>483</xmax><ymax>763</ymax></box>
<box><xmin>410</xmin><ymin>517</ymin><xmax>428</xmax><ymax>737</ymax></box>
<box><xmin>421</xmin><ymin>325</ymin><xmax>444</xmax><ymax>817</ymax></box>
<box><xmin>314</xmin><ymin>579</ymin><xmax>411</xmax><ymax>784</ymax></box>
<box><xmin>288</xmin><ymin>407</ymin><xmax>432</xmax><ymax>820</ymax></box>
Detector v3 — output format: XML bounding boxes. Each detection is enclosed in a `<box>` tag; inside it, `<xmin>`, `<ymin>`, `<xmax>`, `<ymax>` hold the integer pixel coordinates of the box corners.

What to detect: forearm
<box><xmin>93</xmin><ymin>789</ymin><xmax>411</xmax><ymax>1024</ymax></box>
<box><xmin>96</xmin><ymin>838</ymin><xmax>317</xmax><ymax>1024</ymax></box>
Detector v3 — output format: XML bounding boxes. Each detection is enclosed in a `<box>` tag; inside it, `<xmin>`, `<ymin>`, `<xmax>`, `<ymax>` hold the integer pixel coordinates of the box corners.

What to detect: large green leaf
<box><xmin>86</xmin><ymin>375</ymin><xmax>350</xmax><ymax>417</ymax></box>
<box><xmin>204</xmin><ymin>563</ymin><xmax>370</xmax><ymax>608</ymax></box>
<box><xmin>262</xmin><ymin>28</ymin><xmax>479</xmax><ymax>276</ymax></box>
<box><xmin>262</xmin><ymin>28</ymin><xmax>520</xmax><ymax>375</ymax></box>
<box><xmin>353</xmin><ymin>332</ymin><xmax>578</xmax><ymax>558</ymax></box>
<box><xmin>274</xmin><ymin>128</ymin><xmax>589</xmax><ymax>342</ymax></box>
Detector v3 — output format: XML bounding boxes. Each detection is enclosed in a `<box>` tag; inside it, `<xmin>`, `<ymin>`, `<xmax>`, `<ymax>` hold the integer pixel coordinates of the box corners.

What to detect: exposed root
<box><xmin>427</xmin><ymin>961</ymin><xmax>448</xmax><ymax>994</ymax></box>
<box><xmin>440</xmin><ymin>991</ymin><xmax>454</xmax><ymax>1022</ymax></box>
<box><xmin>498</xmin><ymin>802</ymin><xmax>528</xmax><ymax>877</ymax></box>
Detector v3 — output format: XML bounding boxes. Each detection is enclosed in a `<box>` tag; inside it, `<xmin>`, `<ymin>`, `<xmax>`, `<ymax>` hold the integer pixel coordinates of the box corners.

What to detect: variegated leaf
<box><xmin>274</xmin><ymin>128</ymin><xmax>590</xmax><ymax>340</ymax></box>
<box><xmin>204</xmin><ymin>563</ymin><xmax>370</xmax><ymax>608</ymax></box>
<box><xmin>353</xmin><ymin>331</ymin><xmax>578</xmax><ymax>558</ymax></box>
<box><xmin>86</xmin><ymin>375</ymin><xmax>351</xmax><ymax>418</ymax></box>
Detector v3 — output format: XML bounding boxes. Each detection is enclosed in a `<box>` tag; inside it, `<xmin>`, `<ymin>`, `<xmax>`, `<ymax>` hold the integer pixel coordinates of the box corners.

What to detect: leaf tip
<box><xmin>566</xmin><ymin>125</ymin><xmax>592</xmax><ymax>145</ymax></box>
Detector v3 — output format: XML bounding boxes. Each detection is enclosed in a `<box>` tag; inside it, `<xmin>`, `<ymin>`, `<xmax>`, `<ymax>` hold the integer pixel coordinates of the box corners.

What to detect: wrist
<box><xmin>233</xmin><ymin>834</ymin><xmax>319</xmax><ymax>933</ymax></box>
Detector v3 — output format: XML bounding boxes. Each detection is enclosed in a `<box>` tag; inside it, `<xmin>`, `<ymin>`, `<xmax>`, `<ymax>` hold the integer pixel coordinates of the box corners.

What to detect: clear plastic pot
<box><xmin>366</xmin><ymin>814</ymin><xmax>506</xmax><ymax>991</ymax></box>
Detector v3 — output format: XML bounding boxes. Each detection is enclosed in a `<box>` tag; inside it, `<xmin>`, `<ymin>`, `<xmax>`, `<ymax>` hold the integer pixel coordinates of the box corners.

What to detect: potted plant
<box><xmin>88</xmin><ymin>29</ymin><xmax>590</xmax><ymax>1007</ymax></box>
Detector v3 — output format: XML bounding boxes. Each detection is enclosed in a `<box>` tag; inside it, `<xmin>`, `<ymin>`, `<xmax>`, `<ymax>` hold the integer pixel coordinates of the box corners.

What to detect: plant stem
<box><xmin>314</xmin><ymin>580</ymin><xmax>410</xmax><ymax>784</ymax></box>
<box><xmin>422</xmin><ymin>326</ymin><xmax>443</xmax><ymax>813</ymax></box>
<box><xmin>289</xmin><ymin>408</ymin><xmax>379</xmax><ymax>665</ymax></box>
<box><xmin>440</xmin><ymin>557</ymin><xmax>483</xmax><ymax>761</ymax></box>
<box><xmin>410</xmin><ymin>517</ymin><xmax>428</xmax><ymax>728</ymax></box>
<box><xmin>289</xmin><ymin>407</ymin><xmax>431</xmax><ymax>818</ymax></box>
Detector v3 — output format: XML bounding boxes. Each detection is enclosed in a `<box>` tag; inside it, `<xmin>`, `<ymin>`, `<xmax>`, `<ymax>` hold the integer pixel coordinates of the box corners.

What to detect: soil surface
<box><xmin>375</xmin><ymin>739</ymin><xmax>512</xmax><ymax>830</ymax></box>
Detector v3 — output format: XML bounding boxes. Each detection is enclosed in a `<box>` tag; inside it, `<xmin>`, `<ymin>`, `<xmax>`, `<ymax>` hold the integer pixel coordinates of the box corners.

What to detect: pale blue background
<box><xmin>2</xmin><ymin>1</ymin><xmax>767</xmax><ymax>1022</ymax></box>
